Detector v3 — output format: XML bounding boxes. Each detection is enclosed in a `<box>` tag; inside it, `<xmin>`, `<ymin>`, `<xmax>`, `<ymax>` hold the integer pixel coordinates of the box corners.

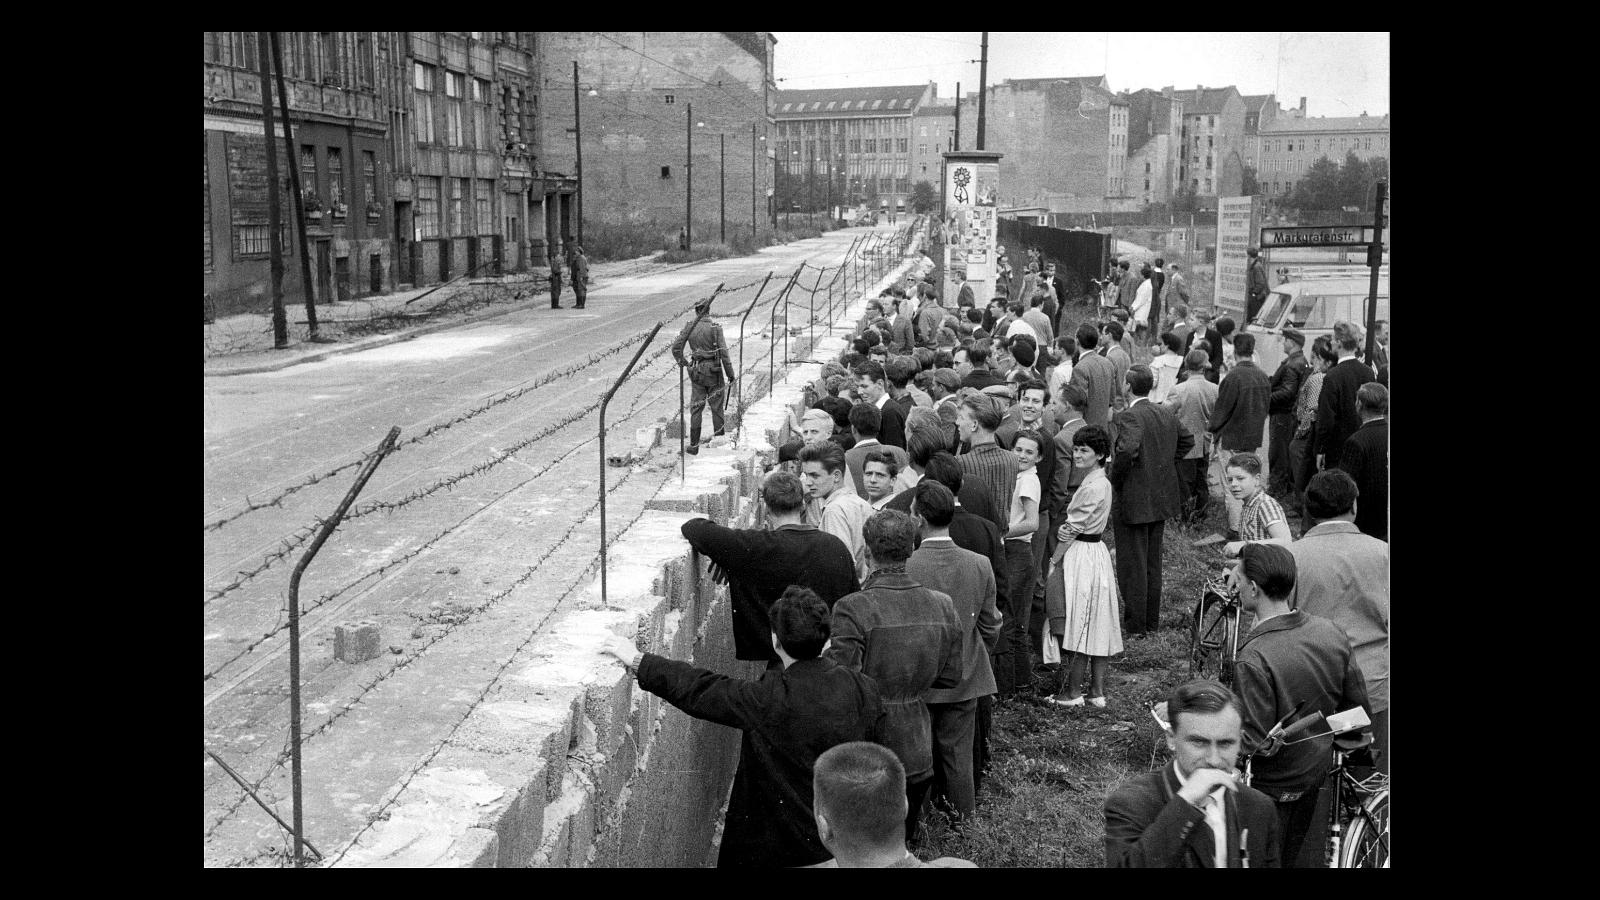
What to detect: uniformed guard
<box><xmin>671</xmin><ymin>296</ymin><xmax>736</xmax><ymax>454</ymax></box>
<box><xmin>548</xmin><ymin>246</ymin><xmax>566</xmax><ymax>310</ymax></box>
<box><xmin>568</xmin><ymin>244</ymin><xmax>590</xmax><ymax>310</ymax></box>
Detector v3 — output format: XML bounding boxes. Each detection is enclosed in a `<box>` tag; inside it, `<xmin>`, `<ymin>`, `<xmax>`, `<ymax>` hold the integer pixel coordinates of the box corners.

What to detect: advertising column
<box><xmin>1213</xmin><ymin>195</ymin><xmax>1260</xmax><ymax>317</ymax></box>
<box><xmin>940</xmin><ymin>150</ymin><xmax>1004</xmax><ymax>308</ymax></box>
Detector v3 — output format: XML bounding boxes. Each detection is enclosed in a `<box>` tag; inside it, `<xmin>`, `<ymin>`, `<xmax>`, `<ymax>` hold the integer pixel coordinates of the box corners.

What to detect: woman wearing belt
<box><xmin>1045</xmin><ymin>425</ymin><xmax>1123</xmax><ymax>708</ymax></box>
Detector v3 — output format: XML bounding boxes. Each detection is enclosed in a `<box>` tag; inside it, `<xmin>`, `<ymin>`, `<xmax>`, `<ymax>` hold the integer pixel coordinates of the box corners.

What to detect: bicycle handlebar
<box><xmin>1280</xmin><ymin>711</ymin><xmax>1326</xmax><ymax>741</ymax></box>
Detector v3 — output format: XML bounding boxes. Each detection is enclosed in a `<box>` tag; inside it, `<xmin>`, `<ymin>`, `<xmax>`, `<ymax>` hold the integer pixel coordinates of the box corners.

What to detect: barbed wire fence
<box><xmin>202</xmin><ymin>224</ymin><xmax>925</xmax><ymax>866</ymax></box>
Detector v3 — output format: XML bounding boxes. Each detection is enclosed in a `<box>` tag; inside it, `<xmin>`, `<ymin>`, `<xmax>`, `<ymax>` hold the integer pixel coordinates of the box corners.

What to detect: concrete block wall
<box><xmin>331</xmin><ymin>243</ymin><xmax>927</xmax><ymax>868</ymax></box>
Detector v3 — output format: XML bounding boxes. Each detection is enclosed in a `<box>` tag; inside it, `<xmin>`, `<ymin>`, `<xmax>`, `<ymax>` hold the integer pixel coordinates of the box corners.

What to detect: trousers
<box><xmin>1114</xmin><ymin>516</ymin><xmax>1166</xmax><ymax>634</ymax></box>
<box><xmin>1178</xmin><ymin>457</ymin><xmax>1209</xmax><ymax>519</ymax></box>
<box><xmin>549</xmin><ymin>271</ymin><xmax>563</xmax><ymax>307</ymax></box>
<box><xmin>1030</xmin><ymin>509</ymin><xmax>1055</xmax><ymax>668</ymax></box>
<box><xmin>1268</xmin><ymin>414</ymin><xmax>1297</xmax><ymax>498</ymax></box>
<box><xmin>688</xmin><ymin>376</ymin><xmax>727</xmax><ymax>447</ymax></box>
<box><xmin>905</xmin><ymin>776</ymin><xmax>933</xmax><ymax>843</ymax></box>
<box><xmin>927</xmin><ymin>698</ymin><xmax>979</xmax><ymax>819</ymax></box>
<box><xmin>572</xmin><ymin>275</ymin><xmax>587</xmax><ymax>308</ymax></box>
<box><xmin>995</xmin><ymin>539</ymin><xmax>1037</xmax><ymax>694</ymax></box>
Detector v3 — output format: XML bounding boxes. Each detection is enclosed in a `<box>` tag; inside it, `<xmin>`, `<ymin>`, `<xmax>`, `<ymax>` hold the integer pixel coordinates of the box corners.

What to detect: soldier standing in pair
<box><xmin>671</xmin><ymin>297</ymin><xmax>736</xmax><ymax>454</ymax></box>
<box><xmin>568</xmin><ymin>244</ymin><xmax>589</xmax><ymax>310</ymax></box>
<box><xmin>548</xmin><ymin>246</ymin><xmax>565</xmax><ymax>309</ymax></box>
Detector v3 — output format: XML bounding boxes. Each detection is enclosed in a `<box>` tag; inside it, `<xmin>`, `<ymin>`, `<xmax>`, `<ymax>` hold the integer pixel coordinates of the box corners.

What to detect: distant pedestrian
<box><xmin>567</xmin><ymin>243</ymin><xmax>589</xmax><ymax>309</ymax></box>
<box><xmin>1267</xmin><ymin>328</ymin><xmax>1310</xmax><ymax>504</ymax></box>
<box><xmin>1161</xmin><ymin>263</ymin><xmax>1191</xmax><ymax>313</ymax></box>
<box><xmin>1117</xmin><ymin>259</ymin><xmax>1141</xmax><ymax>310</ymax></box>
<box><xmin>1131</xmin><ymin>267</ymin><xmax>1154</xmax><ymax>342</ymax></box>
<box><xmin>1165</xmin><ymin>350</ymin><xmax>1218</xmax><ymax>522</ymax></box>
<box><xmin>1148</xmin><ymin>259</ymin><xmax>1167</xmax><ymax>335</ymax></box>
<box><xmin>1245</xmin><ymin>247</ymin><xmax>1269</xmax><ymax>322</ymax></box>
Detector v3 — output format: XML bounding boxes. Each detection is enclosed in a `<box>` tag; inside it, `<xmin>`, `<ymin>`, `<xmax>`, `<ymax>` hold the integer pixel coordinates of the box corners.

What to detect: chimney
<box><xmin>1299</xmin><ymin>96</ymin><xmax>1307</xmax><ymax>114</ymax></box>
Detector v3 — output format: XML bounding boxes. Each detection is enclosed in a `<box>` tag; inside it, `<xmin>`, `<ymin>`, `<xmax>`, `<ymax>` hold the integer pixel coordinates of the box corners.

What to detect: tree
<box><xmin>1290</xmin><ymin>155</ymin><xmax>1342</xmax><ymax>211</ymax></box>
<box><xmin>909</xmin><ymin>179</ymin><xmax>937</xmax><ymax>214</ymax></box>
<box><xmin>1171</xmin><ymin>183</ymin><xmax>1201</xmax><ymax>213</ymax></box>
<box><xmin>1337</xmin><ymin>150</ymin><xmax>1370</xmax><ymax>210</ymax></box>
<box><xmin>1242</xmin><ymin>165</ymin><xmax>1260</xmax><ymax>197</ymax></box>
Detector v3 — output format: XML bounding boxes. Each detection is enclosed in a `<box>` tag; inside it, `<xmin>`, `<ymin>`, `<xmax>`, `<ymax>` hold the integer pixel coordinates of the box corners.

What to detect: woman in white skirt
<box><xmin>1044</xmin><ymin>424</ymin><xmax>1123</xmax><ymax>708</ymax></box>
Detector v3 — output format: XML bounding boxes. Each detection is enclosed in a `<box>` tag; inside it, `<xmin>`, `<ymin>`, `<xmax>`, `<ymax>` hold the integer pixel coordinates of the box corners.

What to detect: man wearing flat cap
<box><xmin>672</xmin><ymin>296</ymin><xmax>736</xmax><ymax>454</ymax></box>
<box><xmin>1267</xmin><ymin>328</ymin><xmax>1310</xmax><ymax>508</ymax></box>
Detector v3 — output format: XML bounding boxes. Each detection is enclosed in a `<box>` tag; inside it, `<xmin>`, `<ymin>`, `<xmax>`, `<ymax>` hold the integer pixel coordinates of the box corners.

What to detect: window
<box><xmin>355</xmin><ymin>34</ymin><xmax>373</xmax><ymax>88</ymax></box>
<box><xmin>1208</xmin><ymin>116</ymin><xmax>1215</xmax><ymax>128</ymax></box>
<box><xmin>234</xmin><ymin>223</ymin><xmax>291</xmax><ymax>257</ymax></box>
<box><xmin>300</xmin><ymin>145</ymin><xmax>318</xmax><ymax>199</ymax></box>
<box><xmin>474</xmin><ymin>78</ymin><xmax>492</xmax><ymax>147</ymax></box>
<box><xmin>327</xmin><ymin>147</ymin><xmax>344</xmax><ymax>212</ymax></box>
<box><xmin>319</xmin><ymin>32</ymin><xmax>342</xmax><ymax>84</ymax></box>
<box><xmin>897</xmin><ymin>138</ymin><xmax>908</xmax><ymax>153</ymax></box>
<box><xmin>451</xmin><ymin>178</ymin><xmax>467</xmax><ymax>236</ymax></box>
<box><xmin>417</xmin><ymin>177</ymin><xmax>441</xmax><ymax>238</ymax></box>
<box><xmin>1314</xmin><ymin>138</ymin><xmax>1320</xmax><ymax>151</ymax></box>
<box><xmin>1208</xmin><ymin>135</ymin><xmax>1214</xmax><ymax>148</ymax></box>
<box><xmin>664</xmin><ymin>94</ymin><xmax>675</xmax><ymax>104</ymax></box>
<box><xmin>206</xmin><ymin>32</ymin><xmax>259</xmax><ymax>71</ymax></box>
<box><xmin>1380</xmin><ymin>136</ymin><xmax>1387</xmax><ymax>151</ymax></box>
<box><xmin>1145</xmin><ymin>162</ymin><xmax>1151</xmax><ymax>173</ymax></box>
<box><xmin>445</xmin><ymin>71</ymin><xmax>465</xmax><ymax>146</ymax></box>
<box><xmin>1364</xmin><ymin>137</ymin><xmax>1371</xmax><ymax>150</ymax></box>
<box><xmin>414</xmin><ymin>63</ymin><xmax>436</xmax><ymax>143</ymax></box>
<box><xmin>1206</xmin><ymin>155</ymin><xmax>1212</xmax><ymax>169</ymax></box>
<box><xmin>362</xmin><ymin>151</ymin><xmax>378</xmax><ymax>216</ymax></box>
<box><xmin>1204</xmin><ymin>177</ymin><xmax>1212</xmax><ymax>192</ymax></box>
<box><xmin>476</xmin><ymin>179</ymin><xmax>493</xmax><ymax>234</ymax></box>
<box><xmin>1145</xmin><ymin>179</ymin><xmax>1151</xmax><ymax>190</ymax></box>
<box><xmin>849</xmin><ymin>139</ymin><xmax>860</xmax><ymax>153</ymax></box>
<box><xmin>864</xmin><ymin>139</ymin><xmax>875</xmax><ymax>153</ymax></box>
<box><xmin>661</xmin><ymin>166</ymin><xmax>671</xmax><ymax>178</ymax></box>
<box><xmin>919</xmin><ymin>125</ymin><xmax>927</xmax><ymax>137</ymax></box>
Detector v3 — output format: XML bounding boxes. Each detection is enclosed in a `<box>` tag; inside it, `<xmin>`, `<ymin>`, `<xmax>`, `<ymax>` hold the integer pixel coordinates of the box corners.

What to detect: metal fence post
<box><xmin>287</xmin><ymin>425</ymin><xmax>401</xmax><ymax>868</ymax></box>
<box><xmin>600</xmin><ymin>321</ymin><xmax>665</xmax><ymax>610</ymax></box>
<box><xmin>678</xmin><ymin>364</ymin><xmax>685</xmax><ymax>482</ymax></box>
<box><xmin>769</xmin><ymin>268</ymin><xmax>800</xmax><ymax>400</ymax></box>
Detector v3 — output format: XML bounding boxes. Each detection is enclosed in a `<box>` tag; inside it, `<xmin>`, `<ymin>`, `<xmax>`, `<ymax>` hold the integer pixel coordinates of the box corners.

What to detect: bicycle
<box><xmin>1189</xmin><ymin>566</ymin><xmax>1243</xmax><ymax>686</ymax></box>
<box><xmin>1249</xmin><ymin>706</ymin><xmax>1390</xmax><ymax>868</ymax></box>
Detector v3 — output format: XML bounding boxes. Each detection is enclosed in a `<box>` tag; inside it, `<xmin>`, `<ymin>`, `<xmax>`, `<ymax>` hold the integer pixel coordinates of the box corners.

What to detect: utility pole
<box><xmin>720</xmin><ymin>132</ymin><xmax>726</xmax><ymax>244</ymax></box>
<box><xmin>686</xmin><ymin>102</ymin><xmax>693</xmax><ymax>252</ymax></box>
<box><xmin>573</xmin><ymin>60</ymin><xmax>584</xmax><ymax>246</ymax></box>
<box><xmin>953</xmin><ymin>81</ymin><xmax>961</xmax><ymax>152</ymax></box>
<box><xmin>751</xmin><ymin>125</ymin><xmax>758</xmax><ymax>238</ymax></box>
<box><xmin>258</xmin><ymin>33</ymin><xmax>288</xmax><ymax>349</ymax></box>
<box><xmin>271</xmin><ymin>32</ymin><xmax>318</xmax><ymax>339</ymax></box>
<box><xmin>808</xmin><ymin>142</ymin><xmax>815</xmax><ymax>218</ymax></box>
<box><xmin>976</xmin><ymin>33</ymin><xmax>989</xmax><ymax>150</ymax></box>
<box><xmin>1364</xmin><ymin>180</ymin><xmax>1386</xmax><ymax>363</ymax></box>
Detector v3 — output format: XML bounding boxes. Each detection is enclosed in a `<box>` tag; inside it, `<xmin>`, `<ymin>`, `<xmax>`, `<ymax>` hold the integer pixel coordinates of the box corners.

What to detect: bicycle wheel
<box><xmin>1189</xmin><ymin>594</ymin><xmax>1237</xmax><ymax>685</ymax></box>
<box><xmin>1340</xmin><ymin>789</ymin><xmax>1389</xmax><ymax>868</ymax></box>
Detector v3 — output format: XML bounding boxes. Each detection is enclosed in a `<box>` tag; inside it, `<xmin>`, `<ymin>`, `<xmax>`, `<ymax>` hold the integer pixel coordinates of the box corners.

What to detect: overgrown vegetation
<box><xmin>916</xmin><ymin>517</ymin><xmax>1228</xmax><ymax>868</ymax></box>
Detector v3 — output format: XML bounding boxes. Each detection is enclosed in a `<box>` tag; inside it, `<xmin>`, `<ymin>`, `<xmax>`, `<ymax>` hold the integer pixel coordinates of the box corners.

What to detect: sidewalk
<box><xmin>203</xmin><ymin>255</ymin><xmax>674</xmax><ymax>377</ymax></box>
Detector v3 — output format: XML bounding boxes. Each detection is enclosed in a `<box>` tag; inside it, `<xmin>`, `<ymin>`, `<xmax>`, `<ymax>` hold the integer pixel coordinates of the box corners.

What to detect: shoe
<box><xmin>1088</xmin><ymin>696</ymin><xmax>1107</xmax><ymax>708</ymax></box>
<box><xmin>686</xmin><ymin>445</ymin><xmax>699</xmax><ymax>455</ymax></box>
<box><xmin>575</xmin><ymin>303</ymin><xmax>585</xmax><ymax>309</ymax></box>
<box><xmin>1048</xmin><ymin>695</ymin><xmax>1085</xmax><ymax>707</ymax></box>
<box><xmin>551</xmin><ymin>305</ymin><xmax>563</xmax><ymax>309</ymax></box>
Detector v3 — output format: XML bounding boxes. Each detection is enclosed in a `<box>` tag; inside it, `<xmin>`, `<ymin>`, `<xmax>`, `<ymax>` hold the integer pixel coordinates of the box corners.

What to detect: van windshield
<box><xmin>1259</xmin><ymin>291</ymin><xmax>1294</xmax><ymax>326</ymax></box>
<box><xmin>1298</xmin><ymin>294</ymin><xmax>1390</xmax><ymax>330</ymax></box>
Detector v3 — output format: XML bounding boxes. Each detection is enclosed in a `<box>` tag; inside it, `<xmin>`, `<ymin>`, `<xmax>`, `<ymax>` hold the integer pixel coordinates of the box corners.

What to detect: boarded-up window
<box><xmin>225</xmin><ymin>132</ymin><xmax>293</xmax><ymax>259</ymax></box>
<box><xmin>417</xmin><ymin>176</ymin><xmax>441</xmax><ymax>238</ymax></box>
<box><xmin>476</xmin><ymin>179</ymin><xmax>494</xmax><ymax>235</ymax></box>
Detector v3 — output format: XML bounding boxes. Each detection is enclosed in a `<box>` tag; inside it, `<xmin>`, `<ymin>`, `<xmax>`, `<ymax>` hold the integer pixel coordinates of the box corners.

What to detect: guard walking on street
<box><xmin>548</xmin><ymin>246</ymin><xmax>565</xmax><ymax>310</ymax></box>
<box><xmin>672</xmin><ymin>296</ymin><xmax>736</xmax><ymax>454</ymax></box>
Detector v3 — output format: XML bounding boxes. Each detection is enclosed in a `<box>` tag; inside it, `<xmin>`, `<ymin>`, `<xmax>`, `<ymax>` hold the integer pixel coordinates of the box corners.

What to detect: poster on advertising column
<box><xmin>941</xmin><ymin>151</ymin><xmax>1004</xmax><ymax>307</ymax></box>
<box><xmin>1213</xmin><ymin>196</ymin><xmax>1261</xmax><ymax>316</ymax></box>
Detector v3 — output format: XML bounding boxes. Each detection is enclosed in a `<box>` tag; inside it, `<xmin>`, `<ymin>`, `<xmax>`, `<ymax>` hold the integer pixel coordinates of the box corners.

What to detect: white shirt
<box><xmin>1006</xmin><ymin>467</ymin><xmax>1040</xmax><ymax>543</ymax></box>
<box><xmin>1175</xmin><ymin>763</ymin><xmax>1229</xmax><ymax>869</ymax></box>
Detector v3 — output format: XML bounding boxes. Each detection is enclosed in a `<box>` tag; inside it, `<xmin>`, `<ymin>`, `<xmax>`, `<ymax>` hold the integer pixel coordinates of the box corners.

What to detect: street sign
<box><xmin>1261</xmin><ymin>226</ymin><xmax>1376</xmax><ymax>248</ymax></box>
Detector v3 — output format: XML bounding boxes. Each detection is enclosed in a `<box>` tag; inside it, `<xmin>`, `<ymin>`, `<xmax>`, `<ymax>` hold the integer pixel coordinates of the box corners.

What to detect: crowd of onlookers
<box><xmin>630</xmin><ymin>248</ymin><xmax>1389</xmax><ymax>867</ymax></box>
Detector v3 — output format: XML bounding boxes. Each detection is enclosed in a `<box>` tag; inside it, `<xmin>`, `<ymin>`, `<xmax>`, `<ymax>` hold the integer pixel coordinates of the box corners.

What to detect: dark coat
<box><xmin>878</xmin><ymin>394</ymin><xmax>913</xmax><ymax>450</ymax></box>
<box><xmin>1105</xmin><ymin>763</ymin><xmax>1282</xmax><ymax>868</ymax></box>
<box><xmin>1338</xmin><ymin>419</ymin><xmax>1388</xmax><ymax>540</ymax></box>
<box><xmin>1110</xmin><ymin>398</ymin><xmax>1194</xmax><ymax>524</ymax></box>
<box><xmin>1234</xmin><ymin>610</ymin><xmax>1371</xmax><ymax>795</ymax></box>
<box><xmin>637</xmin><ymin>654</ymin><xmax>885</xmax><ymax>868</ymax></box>
<box><xmin>1315</xmin><ymin>357</ymin><xmax>1375</xmax><ymax>465</ymax></box>
<box><xmin>1185</xmin><ymin>326</ymin><xmax>1224</xmax><ymax>379</ymax></box>
<box><xmin>671</xmin><ymin>314</ymin><xmax>735</xmax><ymax>382</ymax></box>
<box><xmin>1268</xmin><ymin>350</ymin><xmax>1310</xmax><ymax>417</ymax></box>
<box><xmin>827</xmin><ymin>572</ymin><xmax>963</xmax><ymax>781</ymax></box>
<box><xmin>680</xmin><ymin>520</ymin><xmax>860</xmax><ymax>662</ymax></box>
<box><xmin>1209</xmin><ymin>360</ymin><xmax>1271</xmax><ymax>451</ymax></box>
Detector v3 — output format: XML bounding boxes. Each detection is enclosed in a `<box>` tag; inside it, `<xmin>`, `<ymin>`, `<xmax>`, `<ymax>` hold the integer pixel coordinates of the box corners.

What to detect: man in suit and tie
<box><xmin>1105</xmin><ymin>679</ymin><xmax>1281</xmax><ymax>867</ymax></box>
<box><xmin>1111</xmin><ymin>365</ymin><xmax>1194</xmax><ymax>635</ymax></box>
<box><xmin>1315</xmin><ymin>321</ymin><xmax>1376</xmax><ymax>471</ymax></box>
<box><xmin>1069</xmin><ymin>323</ymin><xmax>1118</xmax><ymax>427</ymax></box>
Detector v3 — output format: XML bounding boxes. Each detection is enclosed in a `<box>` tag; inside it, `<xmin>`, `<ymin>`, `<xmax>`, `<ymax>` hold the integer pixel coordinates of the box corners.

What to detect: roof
<box><xmin>916</xmin><ymin>104</ymin><xmax>956</xmax><ymax>116</ymax></box>
<box><xmin>1241</xmin><ymin>94</ymin><xmax>1276</xmax><ymax>114</ymax></box>
<box><xmin>773</xmin><ymin>84</ymin><xmax>929</xmax><ymax>116</ymax></box>
<box><xmin>1260</xmin><ymin>114</ymin><xmax>1390</xmax><ymax>134</ymax></box>
<box><xmin>1171</xmin><ymin>87</ymin><xmax>1240</xmax><ymax>115</ymax></box>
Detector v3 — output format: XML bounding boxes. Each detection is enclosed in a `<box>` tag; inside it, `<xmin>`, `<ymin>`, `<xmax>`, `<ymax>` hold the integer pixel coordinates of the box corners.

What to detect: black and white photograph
<box><xmin>204</xmin><ymin>31</ymin><xmax>1389</xmax><ymax>868</ymax></box>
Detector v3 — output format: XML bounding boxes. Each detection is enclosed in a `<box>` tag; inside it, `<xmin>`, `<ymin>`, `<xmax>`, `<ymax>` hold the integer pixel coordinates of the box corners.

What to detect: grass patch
<box><xmin>654</xmin><ymin>243</ymin><xmax>737</xmax><ymax>264</ymax></box>
<box><xmin>915</xmin><ymin>515</ymin><xmax>1232</xmax><ymax>868</ymax></box>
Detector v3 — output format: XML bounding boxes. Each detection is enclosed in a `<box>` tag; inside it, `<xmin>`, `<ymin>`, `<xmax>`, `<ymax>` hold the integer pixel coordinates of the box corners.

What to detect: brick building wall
<box><xmin>959</xmin><ymin>80</ymin><xmax>1126</xmax><ymax>211</ymax></box>
<box><xmin>911</xmin><ymin>106</ymin><xmax>955</xmax><ymax>190</ymax></box>
<box><xmin>539</xmin><ymin>32</ymin><xmax>774</xmax><ymax>236</ymax></box>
